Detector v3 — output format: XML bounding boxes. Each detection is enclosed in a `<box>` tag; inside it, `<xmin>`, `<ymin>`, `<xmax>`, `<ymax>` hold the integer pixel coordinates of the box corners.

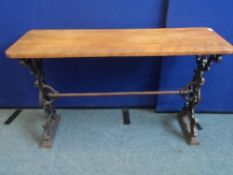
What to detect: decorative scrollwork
<box><xmin>20</xmin><ymin>59</ymin><xmax>58</xmax><ymax>147</ymax></box>
<box><xmin>180</xmin><ymin>81</ymin><xmax>196</xmax><ymax>102</ymax></box>
<box><xmin>39</xmin><ymin>84</ymin><xmax>58</xmax><ymax>105</ymax></box>
<box><xmin>181</xmin><ymin>55</ymin><xmax>222</xmax><ymax>104</ymax></box>
<box><xmin>179</xmin><ymin>55</ymin><xmax>222</xmax><ymax>141</ymax></box>
<box><xmin>21</xmin><ymin>59</ymin><xmax>58</xmax><ymax>106</ymax></box>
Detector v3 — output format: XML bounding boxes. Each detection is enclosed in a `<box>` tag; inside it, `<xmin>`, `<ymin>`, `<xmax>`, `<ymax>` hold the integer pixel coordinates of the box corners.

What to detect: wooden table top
<box><xmin>6</xmin><ymin>27</ymin><xmax>233</xmax><ymax>59</ymax></box>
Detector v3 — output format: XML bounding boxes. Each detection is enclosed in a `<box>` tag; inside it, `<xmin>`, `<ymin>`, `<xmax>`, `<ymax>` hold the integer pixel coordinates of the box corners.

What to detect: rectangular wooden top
<box><xmin>6</xmin><ymin>27</ymin><xmax>233</xmax><ymax>59</ymax></box>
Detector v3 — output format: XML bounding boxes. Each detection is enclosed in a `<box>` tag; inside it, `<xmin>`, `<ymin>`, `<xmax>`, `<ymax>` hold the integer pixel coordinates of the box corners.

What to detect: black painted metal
<box><xmin>4</xmin><ymin>109</ymin><xmax>22</xmax><ymax>125</ymax></box>
<box><xmin>122</xmin><ymin>108</ymin><xmax>130</xmax><ymax>125</ymax></box>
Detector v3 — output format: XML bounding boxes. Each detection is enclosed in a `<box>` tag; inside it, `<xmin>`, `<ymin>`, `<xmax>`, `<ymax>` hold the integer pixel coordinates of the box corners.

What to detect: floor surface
<box><xmin>0</xmin><ymin>109</ymin><xmax>233</xmax><ymax>175</ymax></box>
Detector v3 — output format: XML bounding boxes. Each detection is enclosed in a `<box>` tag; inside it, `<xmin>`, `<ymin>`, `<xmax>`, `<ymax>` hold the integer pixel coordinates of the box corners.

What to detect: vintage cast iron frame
<box><xmin>20</xmin><ymin>54</ymin><xmax>222</xmax><ymax>148</ymax></box>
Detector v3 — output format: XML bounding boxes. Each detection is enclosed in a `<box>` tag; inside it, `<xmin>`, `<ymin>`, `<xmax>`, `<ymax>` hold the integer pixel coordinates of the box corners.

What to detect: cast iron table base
<box><xmin>20</xmin><ymin>55</ymin><xmax>221</xmax><ymax>148</ymax></box>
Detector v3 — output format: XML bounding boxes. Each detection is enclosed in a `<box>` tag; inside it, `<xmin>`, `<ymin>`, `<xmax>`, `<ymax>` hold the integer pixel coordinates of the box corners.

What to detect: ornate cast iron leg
<box><xmin>179</xmin><ymin>55</ymin><xmax>222</xmax><ymax>145</ymax></box>
<box><xmin>21</xmin><ymin>59</ymin><xmax>60</xmax><ymax>148</ymax></box>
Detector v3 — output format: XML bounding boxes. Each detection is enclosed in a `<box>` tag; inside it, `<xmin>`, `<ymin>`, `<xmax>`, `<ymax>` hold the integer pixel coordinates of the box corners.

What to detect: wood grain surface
<box><xmin>6</xmin><ymin>28</ymin><xmax>233</xmax><ymax>59</ymax></box>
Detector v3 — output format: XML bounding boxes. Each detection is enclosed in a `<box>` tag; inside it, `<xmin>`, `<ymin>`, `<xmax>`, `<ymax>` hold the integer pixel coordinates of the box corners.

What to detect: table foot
<box><xmin>40</xmin><ymin>114</ymin><xmax>60</xmax><ymax>148</ymax></box>
<box><xmin>177</xmin><ymin>112</ymin><xmax>200</xmax><ymax>145</ymax></box>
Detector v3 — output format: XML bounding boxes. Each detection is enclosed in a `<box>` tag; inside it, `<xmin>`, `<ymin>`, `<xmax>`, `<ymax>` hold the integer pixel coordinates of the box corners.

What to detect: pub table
<box><xmin>5</xmin><ymin>28</ymin><xmax>233</xmax><ymax>148</ymax></box>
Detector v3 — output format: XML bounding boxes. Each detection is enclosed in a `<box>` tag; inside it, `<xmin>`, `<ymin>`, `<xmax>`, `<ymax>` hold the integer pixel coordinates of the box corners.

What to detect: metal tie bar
<box><xmin>48</xmin><ymin>90</ymin><xmax>190</xmax><ymax>98</ymax></box>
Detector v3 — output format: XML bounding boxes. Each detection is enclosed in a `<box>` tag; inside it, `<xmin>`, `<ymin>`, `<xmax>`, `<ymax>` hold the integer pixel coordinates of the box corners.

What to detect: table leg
<box><xmin>21</xmin><ymin>59</ymin><xmax>60</xmax><ymax>148</ymax></box>
<box><xmin>179</xmin><ymin>55</ymin><xmax>222</xmax><ymax>145</ymax></box>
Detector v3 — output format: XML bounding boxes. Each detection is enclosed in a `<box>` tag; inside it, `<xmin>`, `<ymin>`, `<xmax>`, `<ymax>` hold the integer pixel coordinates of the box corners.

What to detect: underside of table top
<box><xmin>6</xmin><ymin>27</ymin><xmax>233</xmax><ymax>59</ymax></box>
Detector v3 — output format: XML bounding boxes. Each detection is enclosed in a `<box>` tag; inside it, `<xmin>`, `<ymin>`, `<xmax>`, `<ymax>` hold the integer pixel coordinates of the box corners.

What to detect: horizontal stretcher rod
<box><xmin>48</xmin><ymin>90</ymin><xmax>190</xmax><ymax>98</ymax></box>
